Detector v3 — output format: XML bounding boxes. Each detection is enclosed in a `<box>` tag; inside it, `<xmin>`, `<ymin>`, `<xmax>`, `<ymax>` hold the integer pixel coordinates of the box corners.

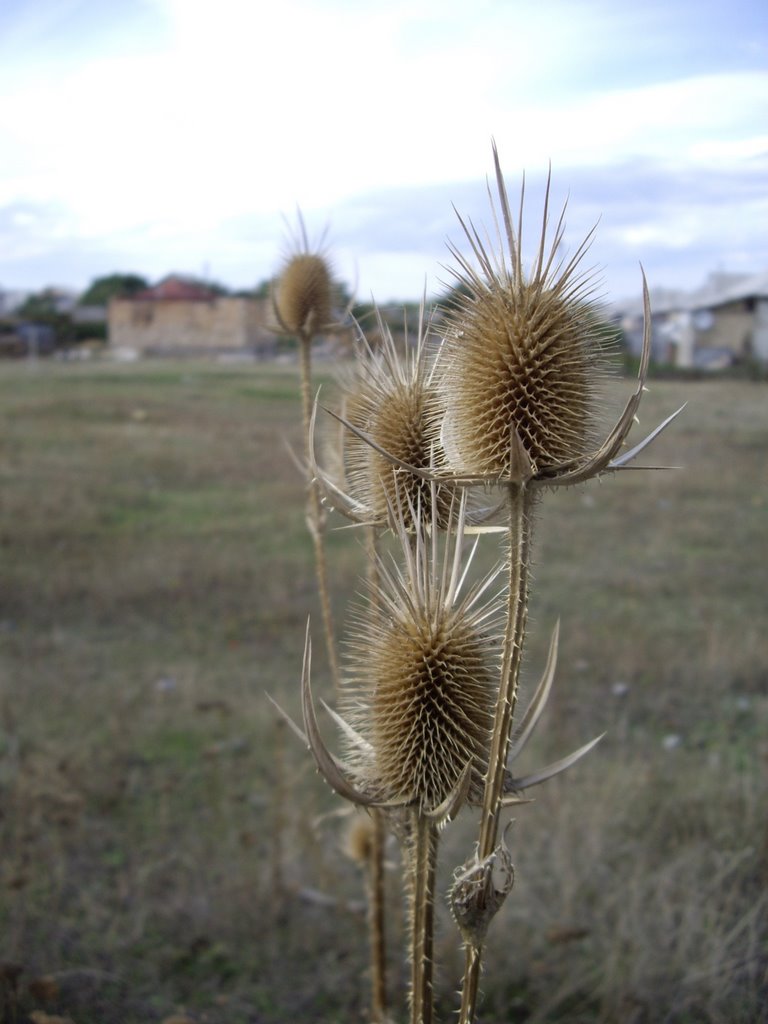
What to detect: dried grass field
<box><xmin>0</xmin><ymin>360</ymin><xmax>766</xmax><ymax>1023</ymax></box>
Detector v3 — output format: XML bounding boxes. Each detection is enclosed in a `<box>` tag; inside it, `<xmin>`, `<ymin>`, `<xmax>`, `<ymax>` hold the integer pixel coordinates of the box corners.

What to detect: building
<box><xmin>108</xmin><ymin>275</ymin><xmax>278</xmax><ymax>357</ymax></box>
<box><xmin>688</xmin><ymin>271</ymin><xmax>768</xmax><ymax>366</ymax></box>
<box><xmin>0</xmin><ymin>288</ymin><xmax>30</xmax><ymax>317</ymax></box>
<box><xmin>616</xmin><ymin>271</ymin><xmax>768</xmax><ymax>368</ymax></box>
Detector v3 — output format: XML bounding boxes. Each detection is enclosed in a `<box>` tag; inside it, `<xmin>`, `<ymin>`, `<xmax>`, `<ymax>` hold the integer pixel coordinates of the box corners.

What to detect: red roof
<box><xmin>134</xmin><ymin>275</ymin><xmax>217</xmax><ymax>302</ymax></box>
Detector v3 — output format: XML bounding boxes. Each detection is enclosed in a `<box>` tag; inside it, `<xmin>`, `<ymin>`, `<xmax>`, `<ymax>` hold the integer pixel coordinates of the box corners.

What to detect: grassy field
<box><xmin>0</xmin><ymin>359</ymin><xmax>765</xmax><ymax>1023</ymax></box>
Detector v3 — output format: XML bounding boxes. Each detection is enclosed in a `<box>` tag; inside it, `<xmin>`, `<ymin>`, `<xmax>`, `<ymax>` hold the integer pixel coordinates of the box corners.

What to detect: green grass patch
<box><xmin>0</xmin><ymin>360</ymin><xmax>765</xmax><ymax>1023</ymax></box>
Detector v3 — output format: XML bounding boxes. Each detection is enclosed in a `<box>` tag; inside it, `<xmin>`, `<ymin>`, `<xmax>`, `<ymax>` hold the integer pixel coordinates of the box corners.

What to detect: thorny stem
<box><xmin>367</xmin><ymin>809</ymin><xmax>388</xmax><ymax>1022</ymax></box>
<box><xmin>458</xmin><ymin>945</ymin><xmax>483</xmax><ymax>1024</ymax></box>
<box><xmin>297</xmin><ymin>331</ymin><xmax>389</xmax><ymax>1018</ymax></box>
<box><xmin>298</xmin><ymin>331</ymin><xmax>341</xmax><ymax>695</ymax></box>
<box><xmin>458</xmin><ymin>483</ymin><xmax>535</xmax><ymax>1024</ymax></box>
<box><xmin>409</xmin><ymin>812</ymin><xmax>439</xmax><ymax>1024</ymax></box>
<box><xmin>365</xmin><ymin>524</ymin><xmax>389</xmax><ymax>1023</ymax></box>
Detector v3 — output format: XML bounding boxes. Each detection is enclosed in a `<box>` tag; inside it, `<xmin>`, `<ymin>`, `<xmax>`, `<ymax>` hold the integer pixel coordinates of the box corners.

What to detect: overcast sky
<box><xmin>1</xmin><ymin>0</ymin><xmax>766</xmax><ymax>303</ymax></box>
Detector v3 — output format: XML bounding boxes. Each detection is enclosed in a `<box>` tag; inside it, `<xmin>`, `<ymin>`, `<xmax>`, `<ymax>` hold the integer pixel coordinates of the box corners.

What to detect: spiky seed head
<box><xmin>368</xmin><ymin>612</ymin><xmax>494</xmax><ymax>811</ymax></box>
<box><xmin>343</xmin><ymin>504</ymin><xmax>501</xmax><ymax>813</ymax></box>
<box><xmin>343</xmin><ymin>814</ymin><xmax>376</xmax><ymax>865</ymax></box>
<box><xmin>346</xmin><ymin>377</ymin><xmax>451</xmax><ymax>527</ymax></box>
<box><xmin>439</xmin><ymin>151</ymin><xmax>614</xmax><ymax>480</ymax></box>
<box><xmin>327</xmin><ymin>308</ymin><xmax>454</xmax><ymax>528</ymax></box>
<box><xmin>276</xmin><ymin>253</ymin><xmax>333</xmax><ymax>335</ymax></box>
<box><xmin>441</xmin><ymin>286</ymin><xmax>605</xmax><ymax>477</ymax></box>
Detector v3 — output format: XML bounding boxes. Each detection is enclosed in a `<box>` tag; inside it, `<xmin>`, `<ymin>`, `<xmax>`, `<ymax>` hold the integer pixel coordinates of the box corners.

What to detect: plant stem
<box><xmin>298</xmin><ymin>331</ymin><xmax>341</xmax><ymax>695</ymax></box>
<box><xmin>367</xmin><ymin>809</ymin><xmax>389</xmax><ymax>1022</ymax></box>
<box><xmin>458</xmin><ymin>482</ymin><xmax>534</xmax><ymax>1024</ymax></box>
<box><xmin>364</xmin><ymin>524</ymin><xmax>389</xmax><ymax>1023</ymax></box>
<box><xmin>478</xmin><ymin>483</ymin><xmax>533</xmax><ymax>856</ymax></box>
<box><xmin>458</xmin><ymin>944</ymin><xmax>483</xmax><ymax>1024</ymax></box>
<box><xmin>410</xmin><ymin>812</ymin><xmax>439</xmax><ymax>1024</ymax></box>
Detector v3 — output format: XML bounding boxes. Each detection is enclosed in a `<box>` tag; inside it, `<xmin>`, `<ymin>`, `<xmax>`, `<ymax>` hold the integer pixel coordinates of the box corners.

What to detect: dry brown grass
<box><xmin>0</xmin><ymin>360</ymin><xmax>765</xmax><ymax>1022</ymax></box>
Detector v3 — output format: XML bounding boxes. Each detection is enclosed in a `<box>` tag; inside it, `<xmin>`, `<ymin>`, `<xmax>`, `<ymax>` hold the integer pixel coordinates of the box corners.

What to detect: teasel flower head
<box><xmin>272</xmin><ymin>491</ymin><xmax>508</xmax><ymax>824</ymax></box>
<box><xmin>343</xmin><ymin>813</ymin><xmax>378</xmax><ymax>866</ymax></box>
<box><xmin>315</xmin><ymin>301</ymin><xmax>455</xmax><ymax>530</ymax></box>
<box><xmin>272</xmin><ymin>506</ymin><xmax>607</xmax><ymax>821</ymax></box>
<box><xmin>314</xmin><ymin>302</ymin><xmax>508</xmax><ymax>533</ymax></box>
<box><xmin>431</xmin><ymin>144</ymin><xmax>684</xmax><ymax>489</ymax></box>
<box><xmin>272</xmin><ymin>215</ymin><xmax>336</xmax><ymax>337</ymax></box>
<box><xmin>342</xmin><ymin>490</ymin><xmax>501</xmax><ymax>813</ymax></box>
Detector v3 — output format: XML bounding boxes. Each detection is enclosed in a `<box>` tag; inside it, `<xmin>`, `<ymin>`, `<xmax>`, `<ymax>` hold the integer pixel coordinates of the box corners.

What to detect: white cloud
<box><xmin>0</xmin><ymin>0</ymin><xmax>766</xmax><ymax>295</ymax></box>
<box><xmin>489</xmin><ymin>72</ymin><xmax>768</xmax><ymax>169</ymax></box>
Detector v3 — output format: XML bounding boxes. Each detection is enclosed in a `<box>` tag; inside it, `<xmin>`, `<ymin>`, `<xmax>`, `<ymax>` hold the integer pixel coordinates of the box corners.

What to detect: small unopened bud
<box><xmin>448</xmin><ymin>841</ymin><xmax>515</xmax><ymax>948</ymax></box>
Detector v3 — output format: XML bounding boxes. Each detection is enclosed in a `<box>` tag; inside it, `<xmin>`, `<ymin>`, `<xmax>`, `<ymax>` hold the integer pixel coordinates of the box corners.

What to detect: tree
<box><xmin>17</xmin><ymin>290</ymin><xmax>76</xmax><ymax>347</ymax></box>
<box><xmin>78</xmin><ymin>273</ymin><xmax>148</xmax><ymax>306</ymax></box>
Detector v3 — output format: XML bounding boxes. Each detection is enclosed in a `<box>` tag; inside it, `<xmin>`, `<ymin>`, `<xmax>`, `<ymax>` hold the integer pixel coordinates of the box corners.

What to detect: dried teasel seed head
<box><xmin>343</xmin><ymin>498</ymin><xmax>501</xmax><ymax>812</ymax></box>
<box><xmin>344</xmin><ymin>370</ymin><xmax>450</xmax><ymax>527</ymax></box>
<box><xmin>439</xmin><ymin>148</ymin><xmax>614</xmax><ymax>481</ymax></box>
<box><xmin>368</xmin><ymin>613</ymin><xmax>495</xmax><ymax>810</ymax></box>
<box><xmin>441</xmin><ymin>286</ymin><xmax>607</xmax><ymax>477</ymax></box>
<box><xmin>323</xmin><ymin>305</ymin><xmax>455</xmax><ymax>529</ymax></box>
<box><xmin>343</xmin><ymin>814</ymin><xmax>376</xmax><ymax>865</ymax></box>
<box><xmin>276</xmin><ymin>252</ymin><xmax>333</xmax><ymax>336</ymax></box>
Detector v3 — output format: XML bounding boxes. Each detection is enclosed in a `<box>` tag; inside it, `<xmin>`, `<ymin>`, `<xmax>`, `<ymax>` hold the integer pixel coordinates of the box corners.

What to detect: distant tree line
<box><xmin>5</xmin><ymin>271</ymin><xmax>629</xmax><ymax>359</ymax></box>
<box><xmin>78</xmin><ymin>273</ymin><xmax>149</xmax><ymax>306</ymax></box>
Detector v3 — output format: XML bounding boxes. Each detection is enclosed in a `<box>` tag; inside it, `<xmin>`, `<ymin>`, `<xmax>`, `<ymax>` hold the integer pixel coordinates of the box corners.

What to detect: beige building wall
<box><xmin>109</xmin><ymin>297</ymin><xmax>276</xmax><ymax>353</ymax></box>
<box><xmin>694</xmin><ymin>300</ymin><xmax>754</xmax><ymax>356</ymax></box>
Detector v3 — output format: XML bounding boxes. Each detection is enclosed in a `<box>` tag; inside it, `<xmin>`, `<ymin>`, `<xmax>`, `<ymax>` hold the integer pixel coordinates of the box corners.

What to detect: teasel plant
<box><xmin>442</xmin><ymin>149</ymin><xmax>682</xmax><ymax>1022</ymax></box>
<box><xmin>279</xmin><ymin>144</ymin><xmax>683</xmax><ymax>1023</ymax></box>
<box><xmin>273</xmin><ymin>222</ymin><xmax>401</xmax><ymax>1021</ymax></box>
<box><xmin>289</xmin><ymin>487</ymin><xmax>499</xmax><ymax>1024</ymax></box>
<box><xmin>272</xmin><ymin>215</ymin><xmax>348</xmax><ymax>695</ymax></box>
<box><xmin>326</xmin><ymin>300</ymin><xmax>454</xmax><ymax>1021</ymax></box>
<box><xmin>307</xmin><ymin>304</ymin><xmax>454</xmax><ymax>1024</ymax></box>
<box><xmin>307</xmin><ymin>297</ymin><xmax>510</xmax><ymax>1019</ymax></box>
<box><xmin>291</xmin><ymin>486</ymin><xmax>611</xmax><ymax>1024</ymax></box>
<box><xmin>289</xmin><ymin>293</ymin><xmax>500</xmax><ymax>1021</ymax></box>
<box><xmin>339</xmin><ymin>145</ymin><xmax>681</xmax><ymax>1021</ymax></box>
